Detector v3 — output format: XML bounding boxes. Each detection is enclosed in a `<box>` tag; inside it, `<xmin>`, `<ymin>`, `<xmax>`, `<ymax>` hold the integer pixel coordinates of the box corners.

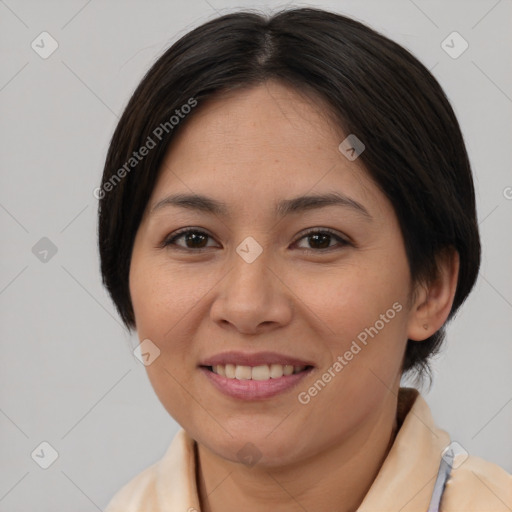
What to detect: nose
<box><xmin>209</xmin><ymin>244</ymin><xmax>293</xmax><ymax>334</ymax></box>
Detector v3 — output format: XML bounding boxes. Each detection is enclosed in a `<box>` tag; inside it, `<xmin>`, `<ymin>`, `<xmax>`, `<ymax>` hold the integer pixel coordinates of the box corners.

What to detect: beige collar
<box><xmin>358</xmin><ymin>387</ymin><xmax>450</xmax><ymax>510</ymax></box>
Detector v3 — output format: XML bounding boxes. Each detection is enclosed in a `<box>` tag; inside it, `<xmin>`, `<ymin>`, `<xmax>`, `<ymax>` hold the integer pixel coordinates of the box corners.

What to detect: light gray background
<box><xmin>1</xmin><ymin>0</ymin><xmax>511</xmax><ymax>510</ymax></box>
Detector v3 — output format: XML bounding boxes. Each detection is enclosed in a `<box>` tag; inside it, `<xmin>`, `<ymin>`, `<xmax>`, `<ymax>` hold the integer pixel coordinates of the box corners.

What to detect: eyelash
<box><xmin>160</xmin><ymin>227</ymin><xmax>351</xmax><ymax>253</ymax></box>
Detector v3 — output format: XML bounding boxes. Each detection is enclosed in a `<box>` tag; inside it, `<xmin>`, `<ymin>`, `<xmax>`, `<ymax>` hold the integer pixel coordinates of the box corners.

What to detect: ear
<box><xmin>407</xmin><ymin>248</ymin><xmax>460</xmax><ymax>341</ymax></box>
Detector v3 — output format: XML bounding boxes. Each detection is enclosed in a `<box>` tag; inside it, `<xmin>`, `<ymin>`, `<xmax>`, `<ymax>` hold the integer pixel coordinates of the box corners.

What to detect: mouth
<box><xmin>198</xmin><ymin>353</ymin><xmax>314</xmax><ymax>400</ymax></box>
<box><xmin>203</xmin><ymin>363</ymin><xmax>312</xmax><ymax>380</ymax></box>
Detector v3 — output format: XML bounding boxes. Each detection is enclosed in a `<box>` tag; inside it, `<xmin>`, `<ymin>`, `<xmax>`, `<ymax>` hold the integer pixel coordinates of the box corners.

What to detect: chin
<box><xmin>198</xmin><ymin>428</ymin><xmax>309</xmax><ymax>469</ymax></box>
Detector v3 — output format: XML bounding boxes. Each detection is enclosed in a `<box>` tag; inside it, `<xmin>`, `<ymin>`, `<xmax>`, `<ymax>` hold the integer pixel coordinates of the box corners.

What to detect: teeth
<box><xmin>284</xmin><ymin>365</ymin><xmax>294</xmax><ymax>376</ymax></box>
<box><xmin>252</xmin><ymin>365</ymin><xmax>270</xmax><ymax>380</ymax></box>
<box><xmin>225</xmin><ymin>364</ymin><xmax>236</xmax><ymax>379</ymax></box>
<box><xmin>235</xmin><ymin>365</ymin><xmax>252</xmax><ymax>380</ymax></box>
<box><xmin>210</xmin><ymin>364</ymin><xmax>307</xmax><ymax>380</ymax></box>
<box><xmin>270</xmin><ymin>363</ymin><xmax>284</xmax><ymax>378</ymax></box>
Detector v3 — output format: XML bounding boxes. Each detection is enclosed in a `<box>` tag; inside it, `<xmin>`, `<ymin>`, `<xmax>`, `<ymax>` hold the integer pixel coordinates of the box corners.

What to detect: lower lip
<box><xmin>199</xmin><ymin>366</ymin><xmax>313</xmax><ymax>400</ymax></box>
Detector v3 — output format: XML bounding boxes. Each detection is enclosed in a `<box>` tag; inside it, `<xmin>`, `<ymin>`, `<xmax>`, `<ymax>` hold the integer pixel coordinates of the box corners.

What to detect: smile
<box><xmin>200</xmin><ymin>364</ymin><xmax>314</xmax><ymax>400</ymax></box>
<box><xmin>208</xmin><ymin>363</ymin><xmax>308</xmax><ymax>380</ymax></box>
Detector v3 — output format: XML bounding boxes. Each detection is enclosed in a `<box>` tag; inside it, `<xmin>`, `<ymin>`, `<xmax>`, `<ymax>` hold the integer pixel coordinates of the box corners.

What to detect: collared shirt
<box><xmin>105</xmin><ymin>388</ymin><xmax>512</xmax><ymax>511</ymax></box>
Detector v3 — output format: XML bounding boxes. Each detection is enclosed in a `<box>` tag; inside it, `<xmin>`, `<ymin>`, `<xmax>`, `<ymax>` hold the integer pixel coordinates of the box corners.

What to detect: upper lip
<box><xmin>199</xmin><ymin>351</ymin><xmax>314</xmax><ymax>368</ymax></box>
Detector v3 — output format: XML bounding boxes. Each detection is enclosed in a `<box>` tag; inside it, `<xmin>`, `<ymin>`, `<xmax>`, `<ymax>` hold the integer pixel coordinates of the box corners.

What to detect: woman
<box><xmin>98</xmin><ymin>7</ymin><xmax>511</xmax><ymax>511</ymax></box>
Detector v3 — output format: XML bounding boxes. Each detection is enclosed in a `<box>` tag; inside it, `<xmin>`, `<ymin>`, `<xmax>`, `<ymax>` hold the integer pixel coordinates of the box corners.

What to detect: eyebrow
<box><xmin>150</xmin><ymin>192</ymin><xmax>372</xmax><ymax>220</ymax></box>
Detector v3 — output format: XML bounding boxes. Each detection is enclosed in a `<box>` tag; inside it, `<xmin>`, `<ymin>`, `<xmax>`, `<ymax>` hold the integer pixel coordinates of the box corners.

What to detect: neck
<box><xmin>196</xmin><ymin>393</ymin><xmax>399</xmax><ymax>512</ymax></box>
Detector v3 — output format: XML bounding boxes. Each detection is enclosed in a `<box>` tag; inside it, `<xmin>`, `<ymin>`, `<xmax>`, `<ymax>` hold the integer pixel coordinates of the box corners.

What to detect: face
<box><xmin>129</xmin><ymin>81</ymin><xmax>417</xmax><ymax>467</ymax></box>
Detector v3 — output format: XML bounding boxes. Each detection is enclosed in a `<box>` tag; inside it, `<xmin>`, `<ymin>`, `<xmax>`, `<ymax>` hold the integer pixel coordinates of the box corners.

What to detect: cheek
<box><xmin>300</xmin><ymin>246</ymin><xmax>410</xmax><ymax>395</ymax></box>
<box><xmin>298</xmin><ymin>266</ymin><xmax>409</xmax><ymax>430</ymax></box>
<box><xmin>309</xmin><ymin>262</ymin><xmax>408</xmax><ymax>337</ymax></box>
<box><xmin>129</xmin><ymin>256</ymin><xmax>204</xmax><ymax>423</ymax></box>
<box><xmin>130</xmin><ymin>257</ymin><xmax>203</xmax><ymax>340</ymax></box>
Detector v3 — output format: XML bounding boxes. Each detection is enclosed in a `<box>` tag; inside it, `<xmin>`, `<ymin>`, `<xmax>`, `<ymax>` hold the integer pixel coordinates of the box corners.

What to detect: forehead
<box><xmin>167</xmin><ymin>81</ymin><xmax>344</xmax><ymax>162</ymax></box>
<box><xmin>148</xmin><ymin>81</ymin><xmax>387</xmax><ymax>220</ymax></box>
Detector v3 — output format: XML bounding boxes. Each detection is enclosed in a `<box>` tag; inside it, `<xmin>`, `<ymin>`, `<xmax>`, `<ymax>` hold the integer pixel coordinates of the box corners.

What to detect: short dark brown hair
<box><xmin>98</xmin><ymin>7</ymin><xmax>481</xmax><ymax>379</ymax></box>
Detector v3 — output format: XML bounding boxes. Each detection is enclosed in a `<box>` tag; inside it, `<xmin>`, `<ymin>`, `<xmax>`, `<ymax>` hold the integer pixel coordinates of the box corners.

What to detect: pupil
<box><xmin>187</xmin><ymin>232</ymin><xmax>207</xmax><ymax>248</ymax></box>
<box><xmin>311</xmin><ymin>234</ymin><xmax>330</xmax><ymax>249</ymax></box>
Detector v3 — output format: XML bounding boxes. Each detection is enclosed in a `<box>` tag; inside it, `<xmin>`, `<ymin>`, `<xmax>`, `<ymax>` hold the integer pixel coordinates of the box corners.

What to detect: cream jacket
<box><xmin>105</xmin><ymin>388</ymin><xmax>512</xmax><ymax>511</ymax></box>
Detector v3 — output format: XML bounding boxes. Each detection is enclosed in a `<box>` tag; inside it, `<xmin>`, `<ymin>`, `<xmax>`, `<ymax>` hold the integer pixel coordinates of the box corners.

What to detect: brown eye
<box><xmin>161</xmin><ymin>227</ymin><xmax>349</xmax><ymax>253</ymax></box>
<box><xmin>163</xmin><ymin>229</ymin><xmax>216</xmax><ymax>250</ymax></box>
<box><xmin>295</xmin><ymin>229</ymin><xmax>349</xmax><ymax>252</ymax></box>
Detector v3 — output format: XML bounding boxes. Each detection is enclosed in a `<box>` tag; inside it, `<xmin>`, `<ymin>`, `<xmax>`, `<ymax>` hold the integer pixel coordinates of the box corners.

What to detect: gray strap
<box><xmin>427</xmin><ymin>447</ymin><xmax>454</xmax><ymax>512</ymax></box>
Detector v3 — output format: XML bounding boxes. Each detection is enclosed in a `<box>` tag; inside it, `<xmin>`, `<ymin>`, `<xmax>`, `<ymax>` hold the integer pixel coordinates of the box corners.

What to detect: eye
<box><xmin>294</xmin><ymin>228</ymin><xmax>350</xmax><ymax>252</ymax></box>
<box><xmin>161</xmin><ymin>228</ymin><xmax>217</xmax><ymax>250</ymax></box>
<box><xmin>162</xmin><ymin>227</ymin><xmax>350</xmax><ymax>253</ymax></box>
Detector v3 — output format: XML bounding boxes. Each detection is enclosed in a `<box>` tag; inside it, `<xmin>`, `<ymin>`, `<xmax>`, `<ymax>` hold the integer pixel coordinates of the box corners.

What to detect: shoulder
<box><xmin>104</xmin><ymin>462</ymin><xmax>159</xmax><ymax>512</ymax></box>
<box><xmin>442</xmin><ymin>453</ymin><xmax>512</xmax><ymax>511</ymax></box>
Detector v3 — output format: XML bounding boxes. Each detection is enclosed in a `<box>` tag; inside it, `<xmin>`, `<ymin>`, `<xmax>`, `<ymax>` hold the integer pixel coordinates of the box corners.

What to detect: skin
<box><xmin>129</xmin><ymin>80</ymin><xmax>459</xmax><ymax>512</ymax></box>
